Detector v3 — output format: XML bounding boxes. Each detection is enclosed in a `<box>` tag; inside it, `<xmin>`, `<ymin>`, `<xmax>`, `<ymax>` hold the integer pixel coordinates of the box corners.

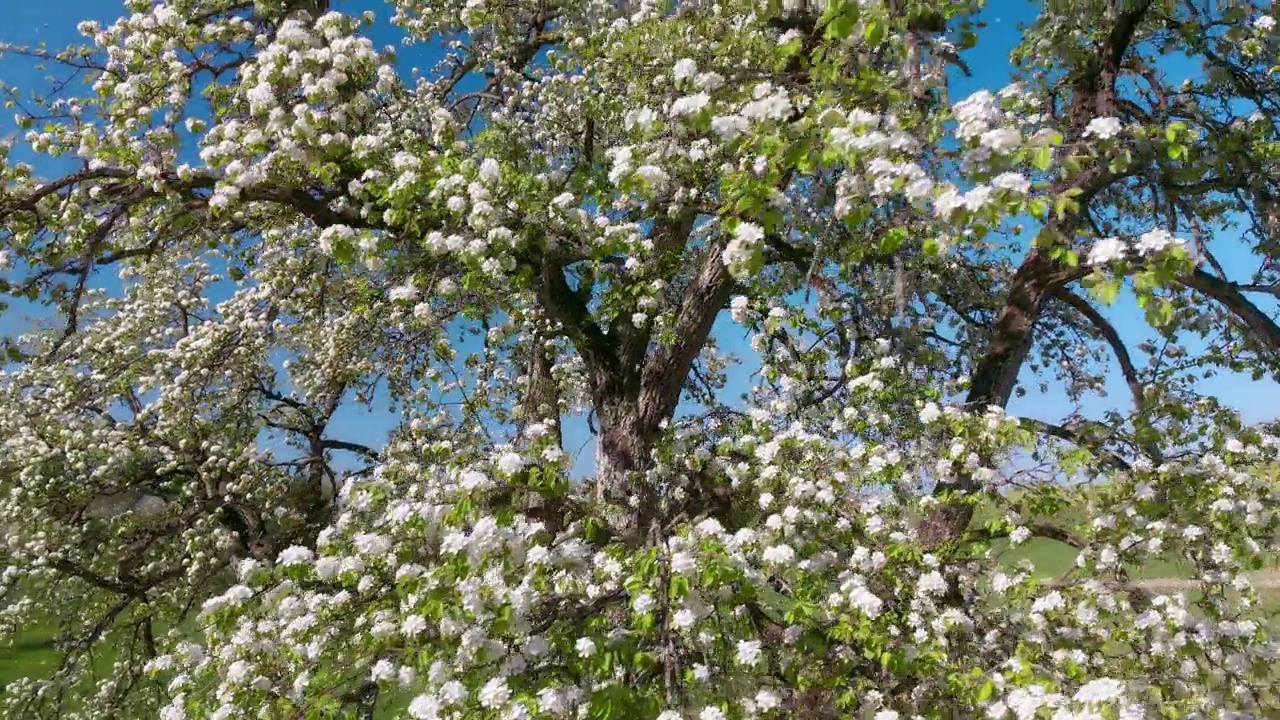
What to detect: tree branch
<box><xmin>1019</xmin><ymin>416</ymin><xmax>1132</xmax><ymax>472</ymax></box>
<box><xmin>1180</xmin><ymin>268</ymin><xmax>1280</xmax><ymax>355</ymax></box>
<box><xmin>968</xmin><ymin>519</ymin><xmax>1085</xmax><ymax>550</ymax></box>
<box><xmin>1052</xmin><ymin>287</ymin><xmax>1145</xmax><ymax>411</ymax></box>
<box><xmin>639</xmin><ymin>239</ymin><xmax>735</xmax><ymax>431</ymax></box>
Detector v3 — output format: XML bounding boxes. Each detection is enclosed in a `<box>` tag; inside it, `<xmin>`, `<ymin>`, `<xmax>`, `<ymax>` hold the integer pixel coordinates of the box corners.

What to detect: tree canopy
<box><xmin>1</xmin><ymin>0</ymin><xmax>1278</xmax><ymax>718</ymax></box>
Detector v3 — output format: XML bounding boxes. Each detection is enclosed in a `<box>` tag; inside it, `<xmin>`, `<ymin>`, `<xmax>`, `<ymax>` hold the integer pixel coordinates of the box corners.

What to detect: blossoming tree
<box><xmin>1</xmin><ymin>0</ymin><xmax>1278</xmax><ymax>717</ymax></box>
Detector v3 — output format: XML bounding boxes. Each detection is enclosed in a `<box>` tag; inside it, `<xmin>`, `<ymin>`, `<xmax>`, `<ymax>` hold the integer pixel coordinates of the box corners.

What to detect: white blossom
<box><xmin>1087</xmin><ymin>237</ymin><xmax>1127</xmax><ymax>265</ymax></box>
<box><xmin>1084</xmin><ymin>117</ymin><xmax>1124</xmax><ymax>140</ymax></box>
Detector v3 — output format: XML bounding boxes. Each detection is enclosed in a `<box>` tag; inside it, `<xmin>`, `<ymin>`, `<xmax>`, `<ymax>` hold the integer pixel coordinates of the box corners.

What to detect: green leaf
<box><xmin>825</xmin><ymin>11</ymin><xmax>857</xmax><ymax>40</ymax></box>
<box><xmin>881</xmin><ymin>227</ymin><xmax>908</xmax><ymax>253</ymax></box>
<box><xmin>864</xmin><ymin>20</ymin><xmax>885</xmax><ymax>44</ymax></box>
<box><xmin>1091</xmin><ymin>277</ymin><xmax>1121</xmax><ymax>305</ymax></box>
<box><xmin>332</xmin><ymin>241</ymin><xmax>356</xmax><ymax>266</ymax></box>
<box><xmin>1145</xmin><ymin>298</ymin><xmax>1175</xmax><ymax>328</ymax></box>
<box><xmin>670</xmin><ymin>574</ymin><xmax>690</xmax><ymax>599</ymax></box>
<box><xmin>1031</xmin><ymin>146</ymin><xmax>1053</xmax><ymax>171</ymax></box>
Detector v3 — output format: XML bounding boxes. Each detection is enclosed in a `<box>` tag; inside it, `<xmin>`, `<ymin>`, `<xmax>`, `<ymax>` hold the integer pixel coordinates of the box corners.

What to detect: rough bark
<box><xmin>520</xmin><ymin>321</ymin><xmax>563</xmax><ymax>448</ymax></box>
<box><xmin>963</xmin><ymin>248</ymin><xmax>1070</xmax><ymax>411</ymax></box>
<box><xmin>594</xmin><ymin>241</ymin><xmax>737</xmax><ymax>533</ymax></box>
<box><xmin>594</xmin><ymin>376</ymin><xmax>645</xmax><ymax>507</ymax></box>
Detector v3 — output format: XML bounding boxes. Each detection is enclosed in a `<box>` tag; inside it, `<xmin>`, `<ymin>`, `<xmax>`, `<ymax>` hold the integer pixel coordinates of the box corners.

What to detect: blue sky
<box><xmin>2</xmin><ymin>0</ymin><xmax>1276</xmax><ymax>480</ymax></box>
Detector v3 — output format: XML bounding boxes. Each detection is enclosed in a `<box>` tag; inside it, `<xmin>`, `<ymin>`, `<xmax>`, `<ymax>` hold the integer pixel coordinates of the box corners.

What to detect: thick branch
<box><xmin>1179</xmin><ymin>269</ymin><xmax>1280</xmax><ymax>354</ymax></box>
<box><xmin>320</xmin><ymin>438</ymin><xmax>381</xmax><ymax>461</ymax></box>
<box><xmin>639</xmin><ymin>240</ymin><xmax>735</xmax><ymax>431</ymax></box>
<box><xmin>1020</xmin><ymin>416</ymin><xmax>1132</xmax><ymax>472</ymax></box>
<box><xmin>968</xmin><ymin>519</ymin><xmax>1086</xmax><ymax>550</ymax></box>
<box><xmin>538</xmin><ymin>255</ymin><xmax>615</xmax><ymax>374</ymax></box>
<box><xmin>964</xmin><ymin>249</ymin><xmax>1090</xmax><ymax>412</ymax></box>
<box><xmin>1052</xmin><ymin>287</ymin><xmax>1145</xmax><ymax>410</ymax></box>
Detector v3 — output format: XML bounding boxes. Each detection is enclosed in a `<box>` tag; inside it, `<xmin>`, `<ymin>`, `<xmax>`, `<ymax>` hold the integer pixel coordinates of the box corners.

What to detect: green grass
<box><xmin>0</xmin><ymin>612</ymin><xmax>127</xmax><ymax>700</ymax></box>
<box><xmin>0</xmin><ymin>622</ymin><xmax>60</xmax><ymax>686</ymax></box>
<box><xmin>989</xmin><ymin>535</ymin><xmax>1203</xmax><ymax>580</ymax></box>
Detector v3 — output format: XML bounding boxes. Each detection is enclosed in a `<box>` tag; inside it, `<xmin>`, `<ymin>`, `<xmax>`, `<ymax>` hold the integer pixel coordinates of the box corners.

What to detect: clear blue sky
<box><xmin>2</xmin><ymin>1</ymin><xmax>1275</xmax><ymax>481</ymax></box>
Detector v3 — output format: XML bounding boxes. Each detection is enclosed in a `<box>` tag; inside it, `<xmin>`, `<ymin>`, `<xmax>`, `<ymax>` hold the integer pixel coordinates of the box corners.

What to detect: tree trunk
<box><xmin>596</xmin><ymin>397</ymin><xmax>647</xmax><ymax>506</ymax></box>
<box><xmin>538</xmin><ymin>228</ymin><xmax>735</xmax><ymax>538</ymax></box>
<box><xmin>591</xmin><ymin>354</ymin><xmax>662</xmax><ymax>538</ymax></box>
<box><xmin>521</xmin><ymin>321</ymin><xmax>563</xmax><ymax>448</ymax></box>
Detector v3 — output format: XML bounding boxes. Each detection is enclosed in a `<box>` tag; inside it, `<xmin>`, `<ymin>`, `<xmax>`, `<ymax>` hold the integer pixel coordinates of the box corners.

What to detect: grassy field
<box><xmin>990</xmin><ymin>534</ymin><xmax>1202</xmax><ymax>580</ymax></box>
<box><xmin>0</xmin><ymin>624</ymin><xmax>60</xmax><ymax>686</ymax></box>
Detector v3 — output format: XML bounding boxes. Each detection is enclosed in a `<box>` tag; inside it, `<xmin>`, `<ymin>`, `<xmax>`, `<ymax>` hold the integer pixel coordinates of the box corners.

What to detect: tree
<box><xmin>0</xmin><ymin>0</ymin><xmax>1277</xmax><ymax>717</ymax></box>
